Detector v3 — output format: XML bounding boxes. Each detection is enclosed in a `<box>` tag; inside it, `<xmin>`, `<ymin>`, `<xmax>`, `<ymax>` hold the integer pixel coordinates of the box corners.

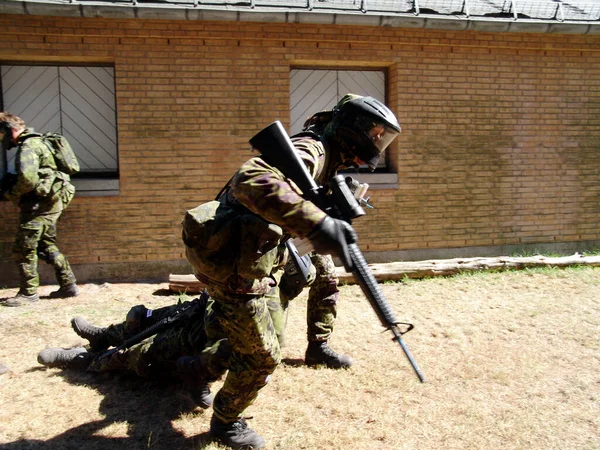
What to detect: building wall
<box><xmin>0</xmin><ymin>14</ymin><xmax>599</xmax><ymax>284</ymax></box>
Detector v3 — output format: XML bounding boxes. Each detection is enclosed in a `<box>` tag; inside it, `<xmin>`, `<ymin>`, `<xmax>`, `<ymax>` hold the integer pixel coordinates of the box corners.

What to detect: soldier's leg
<box><xmin>306</xmin><ymin>253</ymin><xmax>339</xmax><ymax>341</ymax></box>
<box><xmin>13</xmin><ymin>214</ymin><xmax>43</xmax><ymax>297</ymax></box>
<box><xmin>87</xmin><ymin>339</ymin><xmax>155</xmax><ymax>376</ymax></box>
<box><xmin>37</xmin><ymin>211</ymin><xmax>77</xmax><ymax>291</ymax></box>
<box><xmin>71</xmin><ymin>316</ymin><xmax>127</xmax><ymax>352</ymax></box>
<box><xmin>196</xmin><ymin>298</ymin><xmax>231</xmax><ymax>380</ymax></box>
<box><xmin>86</xmin><ymin>321</ymin><xmax>192</xmax><ymax>377</ymax></box>
<box><xmin>210</xmin><ymin>287</ymin><xmax>281</xmax><ymax>423</ymax></box>
<box><xmin>186</xmin><ymin>288</ymin><xmax>281</xmax><ymax>383</ymax></box>
<box><xmin>305</xmin><ymin>253</ymin><xmax>353</xmax><ymax>369</ymax></box>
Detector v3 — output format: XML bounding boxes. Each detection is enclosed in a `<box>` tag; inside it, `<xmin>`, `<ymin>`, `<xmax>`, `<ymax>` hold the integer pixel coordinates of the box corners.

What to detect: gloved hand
<box><xmin>308</xmin><ymin>216</ymin><xmax>357</xmax><ymax>272</ymax></box>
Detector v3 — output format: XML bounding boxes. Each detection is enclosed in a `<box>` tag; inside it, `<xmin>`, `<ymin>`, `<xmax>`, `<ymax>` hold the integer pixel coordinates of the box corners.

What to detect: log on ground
<box><xmin>169</xmin><ymin>253</ymin><xmax>600</xmax><ymax>293</ymax></box>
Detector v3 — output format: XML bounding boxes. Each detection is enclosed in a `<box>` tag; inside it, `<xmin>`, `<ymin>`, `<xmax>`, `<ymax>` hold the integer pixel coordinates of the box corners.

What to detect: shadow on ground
<box><xmin>2</xmin><ymin>369</ymin><xmax>215</xmax><ymax>450</ymax></box>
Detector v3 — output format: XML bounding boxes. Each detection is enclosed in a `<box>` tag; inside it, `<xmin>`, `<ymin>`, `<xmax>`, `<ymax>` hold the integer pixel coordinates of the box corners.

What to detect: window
<box><xmin>290</xmin><ymin>68</ymin><xmax>398</xmax><ymax>188</ymax></box>
<box><xmin>1</xmin><ymin>64</ymin><xmax>119</xmax><ymax>196</ymax></box>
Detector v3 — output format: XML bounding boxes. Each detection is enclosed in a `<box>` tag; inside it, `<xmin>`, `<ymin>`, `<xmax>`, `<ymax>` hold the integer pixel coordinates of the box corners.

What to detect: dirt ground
<box><xmin>0</xmin><ymin>266</ymin><xmax>599</xmax><ymax>449</ymax></box>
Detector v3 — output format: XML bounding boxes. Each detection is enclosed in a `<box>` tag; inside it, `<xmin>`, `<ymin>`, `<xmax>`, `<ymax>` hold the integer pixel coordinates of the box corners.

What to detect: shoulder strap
<box><xmin>290</xmin><ymin>130</ymin><xmax>320</xmax><ymax>140</ymax></box>
<box><xmin>18</xmin><ymin>132</ymin><xmax>43</xmax><ymax>145</ymax></box>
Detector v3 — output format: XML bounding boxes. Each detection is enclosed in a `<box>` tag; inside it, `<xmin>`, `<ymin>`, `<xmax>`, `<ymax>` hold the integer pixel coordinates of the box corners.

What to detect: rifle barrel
<box><xmin>349</xmin><ymin>243</ymin><xmax>426</xmax><ymax>383</ymax></box>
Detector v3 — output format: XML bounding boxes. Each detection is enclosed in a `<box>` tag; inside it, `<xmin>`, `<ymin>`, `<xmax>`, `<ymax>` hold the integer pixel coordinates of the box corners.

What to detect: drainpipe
<box><xmin>511</xmin><ymin>0</ymin><xmax>518</xmax><ymax>20</ymax></box>
<box><xmin>414</xmin><ymin>0</ymin><xmax>419</xmax><ymax>16</ymax></box>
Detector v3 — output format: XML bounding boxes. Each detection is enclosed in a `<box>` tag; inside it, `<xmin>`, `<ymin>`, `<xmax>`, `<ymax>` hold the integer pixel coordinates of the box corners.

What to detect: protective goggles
<box><xmin>352</xmin><ymin>115</ymin><xmax>400</xmax><ymax>154</ymax></box>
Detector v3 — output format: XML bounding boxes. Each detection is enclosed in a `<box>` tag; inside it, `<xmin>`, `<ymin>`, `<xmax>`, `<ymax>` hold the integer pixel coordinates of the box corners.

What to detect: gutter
<box><xmin>0</xmin><ymin>0</ymin><xmax>598</xmax><ymax>35</ymax></box>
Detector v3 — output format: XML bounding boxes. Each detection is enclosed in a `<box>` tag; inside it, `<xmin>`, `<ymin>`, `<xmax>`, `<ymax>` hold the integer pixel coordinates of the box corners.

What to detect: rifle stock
<box><xmin>250</xmin><ymin>121</ymin><xmax>426</xmax><ymax>382</ymax></box>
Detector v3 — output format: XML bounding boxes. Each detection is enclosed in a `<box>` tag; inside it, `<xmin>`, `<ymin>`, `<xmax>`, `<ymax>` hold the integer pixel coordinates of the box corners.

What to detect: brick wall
<box><xmin>0</xmin><ymin>14</ymin><xmax>599</xmax><ymax>284</ymax></box>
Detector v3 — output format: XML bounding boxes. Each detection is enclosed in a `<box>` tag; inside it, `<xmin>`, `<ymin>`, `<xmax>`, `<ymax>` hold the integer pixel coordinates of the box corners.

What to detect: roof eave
<box><xmin>0</xmin><ymin>0</ymin><xmax>598</xmax><ymax>35</ymax></box>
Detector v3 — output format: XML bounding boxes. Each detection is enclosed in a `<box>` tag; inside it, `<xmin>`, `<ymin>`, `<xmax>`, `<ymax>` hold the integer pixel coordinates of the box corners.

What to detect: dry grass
<box><xmin>1</xmin><ymin>267</ymin><xmax>599</xmax><ymax>450</ymax></box>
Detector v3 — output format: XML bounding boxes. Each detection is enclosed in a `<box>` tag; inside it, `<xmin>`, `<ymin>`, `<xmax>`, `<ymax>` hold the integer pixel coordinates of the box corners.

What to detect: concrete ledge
<box><xmin>334</xmin><ymin>12</ymin><xmax>382</xmax><ymax>26</ymax></box>
<box><xmin>507</xmin><ymin>21</ymin><xmax>550</xmax><ymax>33</ymax></box>
<box><xmin>82</xmin><ymin>5</ymin><xmax>136</xmax><ymax>18</ymax></box>
<box><xmin>548</xmin><ymin>23</ymin><xmax>591</xmax><ymax>34</ymax></box>
<box><xmin>293</xmin><ymin>11</ymin><xmax>336</xmax><ymax>24</ymax></box>
<box><xmin>239</xmin><ymin>10</ymin><xmax>288</xmax><ymax>22</ymax></box>
<box><xmin>380</xmin><ymin>16</ymin><xmax>426</xmax><ymax>28</ymax></box>
<box><xmin>2</xmin><ymin>240</ymin><xmax>599</xmax><ymax>287</ymax></box>
<box><xmin>196</xmin><ymin>9</ymin><xmax>240</xmax><ymax>21</ymax></box>
<box><xmin>424</xmin><ymin>16</ymin><xmax>470</xmax><ymax>30</ymax></box>
<box><xmin>25</xmin><ymin>2</ymin><xmax>82</xmax><ymax>17</ymax></box>
<box><xmin>467</xmin><ymin>19</ymin><xmax>511</xmax><ymax>32</ymax></box>
<box><xmin>0</xmin><ymin>259</ymin><xmax>194</xmax><ymax>287</ymax></box>
<box><xmin>1</xmin><ymin>1</ymin><xmax>27</xmax><ymax>14</ymax></box>
<box><xmin>72</xmin><ymin>178</ymin><xmax>120</xmax><ymax>197</ymax></box>
<box><xmin>351</xmin><ymin>172</ymin><xmax>398</xmax><ymax>190</ymax></box>
<box><xmin>135</xmin><ymin>5</ymin><xmax>189</xmax><ymax>20</ymax></box>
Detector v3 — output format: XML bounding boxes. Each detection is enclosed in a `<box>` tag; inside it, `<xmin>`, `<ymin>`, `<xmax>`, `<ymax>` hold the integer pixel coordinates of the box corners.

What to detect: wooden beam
<box><xmin>169</xmin><ymin>253</ymin><xmax>600</xmax><ymax>293</ymax></box>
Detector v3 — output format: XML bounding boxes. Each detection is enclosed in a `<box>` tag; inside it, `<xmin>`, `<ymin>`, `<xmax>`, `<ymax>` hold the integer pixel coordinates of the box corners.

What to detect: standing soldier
<box><xmin>182</xmin><ymin>94</ymin><xmax>401</xmax><ymax>449</ymax></box>
<box><xmin>0</xmin><ymin>113</ymin><xmax>79</xmax><ymax>307</ymax></box>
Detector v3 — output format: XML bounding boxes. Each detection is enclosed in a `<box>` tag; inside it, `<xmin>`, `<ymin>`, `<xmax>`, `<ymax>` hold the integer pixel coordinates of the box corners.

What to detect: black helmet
<box><xmin>324</xmin><ymin>94</ymin><xmax>401</xmax><ymax>171</ymax></box>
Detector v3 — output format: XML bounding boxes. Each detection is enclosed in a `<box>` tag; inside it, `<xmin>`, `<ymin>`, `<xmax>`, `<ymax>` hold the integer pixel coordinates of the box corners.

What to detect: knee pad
<box><xmin>38</xmin><ymin>250</ymin><xmax>60</xmax><ymax>264</ymax></box>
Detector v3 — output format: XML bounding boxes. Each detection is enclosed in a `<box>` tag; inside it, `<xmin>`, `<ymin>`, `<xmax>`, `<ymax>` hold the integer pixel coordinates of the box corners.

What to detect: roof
<box><xmin>2</xmin><ymin>0</ymin><xmax>600</xmax><ymax>34</ymax></box>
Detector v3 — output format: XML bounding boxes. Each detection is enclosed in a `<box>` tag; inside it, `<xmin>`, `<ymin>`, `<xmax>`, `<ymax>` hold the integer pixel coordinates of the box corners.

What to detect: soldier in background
<box><xmin>0</xmin><ymin>113</ymin><xmax>79</xmax><ymax>307</ymax></box>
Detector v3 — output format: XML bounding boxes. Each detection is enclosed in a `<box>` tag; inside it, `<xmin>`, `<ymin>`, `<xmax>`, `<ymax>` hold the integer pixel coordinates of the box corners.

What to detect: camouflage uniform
<box><xmin>87</xmin><ymin>298</ymin><xmax>215</xmax><ymax>376</ymax></box>
<box><xmin>4</xmin><ymin>129</ymin><xmax>76</xmax><ymax>296</ymax></box>
<box><xmin>306</xmin><ymin>252</ymin><xmax>339</xmax><ymax>342</ymax></box>
<box><xmin>187</xmin><ymin>133</ymin><xmax>342</xmax><ymax>423</ymax></box>
<box><xmin>85</xmin><ymin>292</ymin><xmax>287</xmax><ymax>384</ymax></box>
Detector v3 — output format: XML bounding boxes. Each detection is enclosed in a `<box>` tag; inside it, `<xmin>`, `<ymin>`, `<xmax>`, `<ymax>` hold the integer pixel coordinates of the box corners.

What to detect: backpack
<box><xmin>41</xmin><ymin>132</ymin><xmax>80</xmax><ymax>175</ymax></box>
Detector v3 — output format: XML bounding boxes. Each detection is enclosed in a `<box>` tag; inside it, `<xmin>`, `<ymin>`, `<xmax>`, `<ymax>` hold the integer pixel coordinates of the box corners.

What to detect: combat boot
<box><xmin>49</xmin><ymin>283</ymin><xmax>80</xmax><ymax>298</ymax></box>
<box><xmin>176</xmin><ymin>356</ymin><xmax>214</xmax><ymax>409</ymax></box>
<box><xmin>210</xmin><ymin>415</ymin><xmax>265</xmax><ymax>450</ymax></box>
<box><xmin>305</xmin><ymin>341</ymin><xmax>353</xmax><ymax>369</ymax></box>
<box><xmin>37</xmin><ymin>347</ymin><xmax>92</xmax><ymax>371</ymax></box>
<box><xmin>71</xmin><ymin>317</ymin><xmax>110</xmax><ymax>352</ymax></box>
<box><xmin>3</xmin><ymin>292</ymin><xmax>39</xmax><ymax>307</ymax></box>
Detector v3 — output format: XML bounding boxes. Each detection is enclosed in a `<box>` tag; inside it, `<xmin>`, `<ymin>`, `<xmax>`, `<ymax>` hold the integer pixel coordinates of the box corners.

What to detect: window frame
<box><xmin>290</xmin><ymin>66</ymin><xmax>398</xmax><ymax>189</ymax></box>
<box><xmin>0</xmin><ymin>62</ymin><xmax>120</xmax><ymax>197</ymax></box>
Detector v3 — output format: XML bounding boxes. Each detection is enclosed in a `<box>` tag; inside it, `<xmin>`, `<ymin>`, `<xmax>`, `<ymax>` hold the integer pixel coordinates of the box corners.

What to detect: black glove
<box><xmin>308</xmin><ymin>216</ymin><xmax>357</xmax><ymax>272</ymax></box>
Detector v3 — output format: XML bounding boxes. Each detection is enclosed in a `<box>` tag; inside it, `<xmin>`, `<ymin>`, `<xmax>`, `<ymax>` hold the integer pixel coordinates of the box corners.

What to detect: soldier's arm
<box><xmin>4</xmin><ymin>141</ymin><xmax>40</xmax><ymax>202</ymax></box>
<box><xmin>231</xmin><ymin>144</ymin><xmax>327</xmax><ymax>239</ymax></box>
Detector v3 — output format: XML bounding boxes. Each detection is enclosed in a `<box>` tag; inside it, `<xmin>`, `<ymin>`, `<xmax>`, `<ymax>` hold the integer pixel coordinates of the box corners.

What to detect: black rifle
<box><xmin>249</xmin><ymin>121</ymin><xmax>426</xmax><ymax>383</ymax></box>
<box><xmin>98</xmin><ymin>290</ymin><xmax>208</xmax><ymax>360</ymax></box>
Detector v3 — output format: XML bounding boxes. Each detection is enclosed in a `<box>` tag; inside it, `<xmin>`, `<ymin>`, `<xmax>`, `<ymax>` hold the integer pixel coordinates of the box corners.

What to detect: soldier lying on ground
<box><xmin>36</xmin><ymin>261</ymin><xmax>322</xmax><ymax>409</ymax></box>
<box><xmin>37</xmin><ymin>290</ymin><xmax>224</xmax><ymax>408</ymax></box>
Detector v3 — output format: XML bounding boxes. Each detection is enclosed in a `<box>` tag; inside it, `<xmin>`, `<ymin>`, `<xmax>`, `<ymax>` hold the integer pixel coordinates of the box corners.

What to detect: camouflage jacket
<box><xmin>4</xmin><ymin>129</ymin><xmax>69</xmax><ymax>213</ymax></box>
<box><xmin>227</xmin><ymin>133</ymin><xmax>339</xmax><ymax>239</ymax></box>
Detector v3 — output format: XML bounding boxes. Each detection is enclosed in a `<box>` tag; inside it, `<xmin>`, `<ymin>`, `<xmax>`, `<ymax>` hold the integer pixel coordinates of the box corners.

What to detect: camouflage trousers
<box><xmin>14</xmin><ymin>209</ymin><xmax>76</xmax><ymax>295</ymax></box>
<box><xmin>305</xmin><ymin>253</ymin><xmax>339</xmax><ymax>343</ymax></box>
<box><xmin>208</xmin><ymin>277</ymin><xmax>286</xmax><ymax>423</ymax></box>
